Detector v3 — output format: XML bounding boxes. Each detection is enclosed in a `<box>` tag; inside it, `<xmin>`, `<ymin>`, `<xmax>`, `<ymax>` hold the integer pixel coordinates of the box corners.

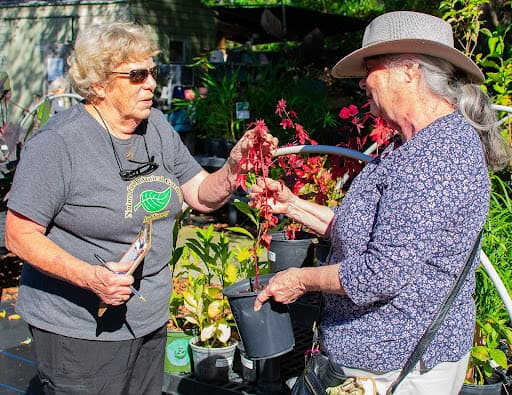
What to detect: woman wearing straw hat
<box><xmin>251</xmin><ymin>11</ymin><xmax>510</xmax><ymax>395</ymax></box>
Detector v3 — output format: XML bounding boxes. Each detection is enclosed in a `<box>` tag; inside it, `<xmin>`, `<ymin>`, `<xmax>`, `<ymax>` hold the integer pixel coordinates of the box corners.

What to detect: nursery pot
<box><xmin>315</xmin><ymin>240</ymin><xmax>331</xmax><ymax>266</ymax></box>
<box><xmin>222</xmin><ymin>273</ymin><xmax>295</xmax><ymax>360</ymax></box>
<box><xmin>460</xmin><ymin>382</ymin><xmax>503</xmax><ymax>395</ymax></box>
<box><xmin>233</xmin><ymin>341</ymin><xmax>258</xmax><ymax>385</ymax></box>
<box><xmin>164</xmin><ymin>329</ymin><xmax>194</xmax><ymax>375</ymax></box>
<box><xmin>189</xmin><ymin>337</ymin><xmax>238</xmax><ymax>383</ymax></box>
<box><xmin>268</xmin><ymin>230</ymin><xmax>316</xmax><ymax>273</ymax></box>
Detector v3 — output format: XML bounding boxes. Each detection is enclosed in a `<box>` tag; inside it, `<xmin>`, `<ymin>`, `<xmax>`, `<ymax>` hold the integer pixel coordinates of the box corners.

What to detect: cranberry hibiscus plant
<box><xmin>229</xmin><ymin>99</ymin><xmax>393</xmax><ymax>288</ymax></box>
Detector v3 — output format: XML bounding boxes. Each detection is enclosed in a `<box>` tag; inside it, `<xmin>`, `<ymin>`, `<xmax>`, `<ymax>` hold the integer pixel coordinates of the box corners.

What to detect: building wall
<box><xmin>130</xmin><ymin>0</ymin><xmax>217</xmax><ymax>65</ymax></box>
<box><xmin>0</xmin><ymin>0</ymin><xmax>216</xmax><ymax>123</ymax></box>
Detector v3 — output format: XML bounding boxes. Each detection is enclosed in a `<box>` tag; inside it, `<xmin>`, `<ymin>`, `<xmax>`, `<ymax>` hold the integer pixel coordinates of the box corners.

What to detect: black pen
<box><xmin>94</xmin><ymin>254</ymin><xmax>146</xmax><ymax>302</ymax></box>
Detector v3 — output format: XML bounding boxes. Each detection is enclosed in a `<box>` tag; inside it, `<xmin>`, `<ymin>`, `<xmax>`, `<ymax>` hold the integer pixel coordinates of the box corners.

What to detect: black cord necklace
<box><xmin>92</xmin><ymin>105</ymin><xmax>158</xmax><ymax>181</ymax></box>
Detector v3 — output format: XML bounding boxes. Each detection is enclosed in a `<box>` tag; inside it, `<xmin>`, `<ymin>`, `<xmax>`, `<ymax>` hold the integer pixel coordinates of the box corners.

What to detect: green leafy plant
<box><xmin>479</xmin><ymin>25</ymin><xmax>512</xmax><ymax>108</ymax></box>
<box><xmin>181</xmin><ymin>272</ymin><xmax>234</xmax><ymax>348</ymax></box>
<box><xmin>468</xmin><ymin>317</ymin><xmax>512</xmax><ymax>385</ymax></box>
<box><xmin>179</xmin><ymin>225</ymin><xmax>238</xmax><ymax>288</ymax></box>
<box><xmin>441</xmin><ymin>0</ymin><xmax>512</xmax><ymax>155</ymax></box>
<box><xmin>172</xmin><ymin>55</ymin><xmax>246</xmax><ymax>141</ymax></box>
<box><xmin>228</xmin><ymin>197</ymin><xmax>271</xmax><ymax>282</ymax></box>
<box><xmin>169</xmin><ymin>224</ymin><xmax>256</xmax><ymax>346</ymax></box>
<box><xmin>467</xmin><ymin>174</ymin><xmax>512</xmax><ymax>384</ymax></box>
<box><xmin>168</xmin><ymin>207</ymin><xmax>193</xmax><ymax>332</ymax></box>
<box><xmin>440</xmin><ymin>0</ymin><xmax>486</xmax><ymax>59</ymax></box>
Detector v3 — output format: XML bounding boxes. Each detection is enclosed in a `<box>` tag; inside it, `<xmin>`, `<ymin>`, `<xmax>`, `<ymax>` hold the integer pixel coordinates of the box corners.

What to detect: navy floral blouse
<box><xmin>322</xmin><ymin>111</ymin><xmax>490</xmax><ymax>372</ymax></box>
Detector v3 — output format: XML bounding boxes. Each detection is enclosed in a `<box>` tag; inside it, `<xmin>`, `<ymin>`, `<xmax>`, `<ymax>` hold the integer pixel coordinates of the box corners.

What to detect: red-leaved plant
<box><xmin>275</xmin><ymin>99</ymin><xmax>393</xmax><ymax>238</ymax></box>
<box><xmin>235</xmin><ymin>120</ymin><xmax>279</xmax><ymax>289</ymax></box>
<box><xmin>234</xmin><ymin>99</ymin><xmax>393</xmax><ymax>288</ymax></box>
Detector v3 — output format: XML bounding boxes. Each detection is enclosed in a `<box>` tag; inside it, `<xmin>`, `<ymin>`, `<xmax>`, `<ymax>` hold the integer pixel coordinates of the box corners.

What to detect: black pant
<box><xmin>30</xmin><ymin>325</ymin><xmax>166</xmax><ymax>395</ymax></box>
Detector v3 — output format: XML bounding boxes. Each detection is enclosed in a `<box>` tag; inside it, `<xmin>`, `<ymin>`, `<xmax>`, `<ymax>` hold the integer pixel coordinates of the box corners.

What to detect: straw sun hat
<box><xmin>331</xmin><ymin>11</ymin><xmax>484</xmax><ymax>83</ymax></box>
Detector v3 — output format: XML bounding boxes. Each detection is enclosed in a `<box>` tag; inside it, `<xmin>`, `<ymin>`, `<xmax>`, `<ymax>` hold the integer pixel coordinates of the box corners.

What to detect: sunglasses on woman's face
<box><xmin>110</xmin><ymin>66</ymin><xmax>159</xmax><ymax>83</ymax></box>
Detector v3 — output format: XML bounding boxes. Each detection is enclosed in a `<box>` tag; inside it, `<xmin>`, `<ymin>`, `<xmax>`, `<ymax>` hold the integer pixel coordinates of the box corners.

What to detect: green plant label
<box><xmin>166</xmin><ymin>338</ymin><xmax>190</xmax><ymax>366</ymax></box>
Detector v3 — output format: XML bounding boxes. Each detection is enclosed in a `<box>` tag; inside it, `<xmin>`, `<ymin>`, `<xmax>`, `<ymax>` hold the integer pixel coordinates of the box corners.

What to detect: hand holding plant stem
<box><xmin>234</xmin><ymin>98</ymin><xmax>392</xmax><ymax>289</ymax></box>
<box><xmin>233</xmin><ymin>99</ymin><xmax>319</xmax><ymax>281</ymax></box>
<box><xmin>235</xmin><ymin>120</ymin><xmax>279</xmax><ymax>290</ymax></box>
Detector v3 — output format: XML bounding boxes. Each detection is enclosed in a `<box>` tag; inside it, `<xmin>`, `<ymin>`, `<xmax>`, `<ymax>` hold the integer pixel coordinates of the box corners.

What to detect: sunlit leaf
<box><xmin>225</xmin><ymin>263</ymin><xmax>238</xmax><ymax>284</ymax></box>
<box><xmin>226</xmin><ymin>226</ymin><xmax>254</xmax><ymax>239</ymax></box>
<box><xmin>217</xmin><ymin>323</ymin><xmax>231</xmax><ymax>344</ymax></box>
<box><xmin>471</xmin><ymin>346</ymin><xmax>490</xmax><ymax>362</ymax></box>
<box><xmin>201</xmin><ymin>325</ymin><xmax>215</xmax><ymax>342</ymax></box>
<box><xmin>208</xmin><ymin>300</ymin><xmax>223</xmax><ymax>318</ymax></box>
<box><xmin>489</xmin><ymin>349</ymin><xmax>508</xmax><ymax>369</ymax></box>
<box><xmin>184</xmin><ymin>315</ymin><xmax>199</xmax><ymax>326</ymax></box>
<box><xmin>183</xmin><ymin>292</ymin><xmax>198</xmax><ymax>311</ymax></box>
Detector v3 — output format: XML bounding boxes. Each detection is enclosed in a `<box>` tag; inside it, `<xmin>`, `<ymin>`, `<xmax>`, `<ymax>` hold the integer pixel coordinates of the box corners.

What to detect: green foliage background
<box><xmin>201</xmin><ymin>0</ymin><xmax>440</xmax><ymax>17</ymax></box>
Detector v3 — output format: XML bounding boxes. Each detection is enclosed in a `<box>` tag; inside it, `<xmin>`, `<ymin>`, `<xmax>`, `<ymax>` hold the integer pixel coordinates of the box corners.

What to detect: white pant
<box><xmin>340</xmin><ymin>353</ymin><xmax>470</xmax><ymax>395</ymax></box>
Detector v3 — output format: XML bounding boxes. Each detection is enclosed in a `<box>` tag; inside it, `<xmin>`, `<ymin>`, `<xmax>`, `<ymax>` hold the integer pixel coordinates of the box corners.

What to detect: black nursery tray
<box><xmin>162</xmin><ymin>293</ymin><xmax>321</xmax><ymax>395</ymax></box>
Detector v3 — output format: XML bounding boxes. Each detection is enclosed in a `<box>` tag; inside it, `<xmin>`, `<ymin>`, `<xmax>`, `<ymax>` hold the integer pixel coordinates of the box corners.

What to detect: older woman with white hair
<box><xmin>251</xmin><ymin>11</ymin><xmax>510</xmax><ymax>395</ymax></box>
<box><xmin>5</xmin><ymin>22</ymin><xmax>275</xmax><ymax>395</ymax></box>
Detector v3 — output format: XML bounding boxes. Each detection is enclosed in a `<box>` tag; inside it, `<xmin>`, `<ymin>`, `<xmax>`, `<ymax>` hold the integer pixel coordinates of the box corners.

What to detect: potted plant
<box><xmin>223</xmin><ymin>97</ymin><xmax>397</xmax><ymax>360</ymax></box>
<box><xmin>220</xmin><ymin>114</ymin><xmax>297</xmax><ymax>361</ymax></box>
<box><xmin>171</xmin><ymin>55</ymin><xmax>247</xmax><ymax>157</ymax></box>
<box><xmin>169</xmin><ymin>224</ymin><xmax>243</xmax><ymax>382</ymax></box>
<box><xmin>183</xmin><ymin>271</ymin><xmax>239</xmax><ymax>383</ymax></box>
<box><xmin>462</xmin><ymin>317</ymin><xmax>511</xmax><ymax>394</ymax></box>
<box><xmin>165</xmin><ymin>275</ymin><xmax>196</xmax><ymax>375</ymax></box>
<box><xmin>164</xmin><ymin>207</ymin><xmax>196</xmax><ymax>375</ymax></box>
<box><xmin>269</xmin><ymin>99</ymin><xmax>393</xmax><ymax>271</ymax></box>
<box><xmin>461</xmin><ymin>174</ymin><xmax>512</xmax><ymax>394</ymax></box>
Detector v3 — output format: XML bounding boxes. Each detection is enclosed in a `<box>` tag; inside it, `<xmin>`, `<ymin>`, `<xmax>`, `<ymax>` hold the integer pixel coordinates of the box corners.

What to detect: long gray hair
<box><xmin>383</xmin><ymin>54</ymin><xmax>510</xmax><ymax>171</ymax></box>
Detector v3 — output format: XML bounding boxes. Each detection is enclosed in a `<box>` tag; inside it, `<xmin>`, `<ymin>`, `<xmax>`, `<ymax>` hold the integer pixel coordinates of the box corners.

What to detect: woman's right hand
<box><xmin>89</xmin><ymin>261</ymin><xmax>135</xmax><ymax>306</ymax></box>
<box><xmin>248</xmin><ymin>177</ymin><xmax>297</xmax><ymax>215</ymax></box>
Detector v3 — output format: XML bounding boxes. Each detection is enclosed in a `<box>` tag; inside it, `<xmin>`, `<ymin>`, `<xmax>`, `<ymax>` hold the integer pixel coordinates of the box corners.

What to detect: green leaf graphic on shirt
<box><xmin>134</xmin><ymin>187</ymin><xmax>172</xmax><ymax>212</ymax></box>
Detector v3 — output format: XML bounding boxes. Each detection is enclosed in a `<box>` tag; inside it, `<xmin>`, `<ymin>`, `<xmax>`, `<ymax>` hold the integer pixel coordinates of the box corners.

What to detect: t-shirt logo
<box><xmin>124</xmin><ymin>175</ymin><xmax>181</xmax><ymax>220</ymax></box>
<box><xmin>135</xmin><ymin>187</ymin><xmax>172</xmax><ymax>213</ymax></box>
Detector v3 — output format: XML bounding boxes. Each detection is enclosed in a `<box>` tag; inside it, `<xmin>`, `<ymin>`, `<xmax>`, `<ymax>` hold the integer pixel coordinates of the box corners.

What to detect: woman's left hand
<box><xmin>254</xmin><ymin>268</ymin><xmax>307</xmax><ymax>311</ymax></box>
<box><xmin>228</xmin><ymin>128</ymin><xmax>278</xmax><ymax>173</ymax></box>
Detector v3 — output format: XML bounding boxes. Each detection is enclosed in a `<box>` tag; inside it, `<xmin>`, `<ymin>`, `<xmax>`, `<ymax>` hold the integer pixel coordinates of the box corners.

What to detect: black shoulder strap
<box><xmin>386</xmin><ymin>230</ymin><xmax>483</xmax><ymax>395</ymax></box>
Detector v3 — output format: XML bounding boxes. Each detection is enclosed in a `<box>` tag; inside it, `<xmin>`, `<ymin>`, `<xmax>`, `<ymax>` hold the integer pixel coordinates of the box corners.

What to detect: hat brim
<box><xmin>331</xmin><ymin>39</ymin><xmax>484</xmax><ymax>84</ymax></box>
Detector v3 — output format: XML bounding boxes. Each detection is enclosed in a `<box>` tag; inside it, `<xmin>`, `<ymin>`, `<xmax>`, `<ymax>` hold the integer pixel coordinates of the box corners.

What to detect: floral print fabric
<box><xmin>322</xmin><ymin>111</ymin><xmax>490</xmax><ymax>371</ymax></box>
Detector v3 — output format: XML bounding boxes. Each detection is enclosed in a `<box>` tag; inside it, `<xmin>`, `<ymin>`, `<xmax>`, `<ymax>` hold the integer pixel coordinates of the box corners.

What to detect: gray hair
<box><xmin>68</xmin><ymin>22</ymin><xmax>160</xmax><ymax>102</ymax></box>
<box><xmin>380</xmin><ymin>54</ymin><xmax>510</xmax><ymax>171</ymax></box>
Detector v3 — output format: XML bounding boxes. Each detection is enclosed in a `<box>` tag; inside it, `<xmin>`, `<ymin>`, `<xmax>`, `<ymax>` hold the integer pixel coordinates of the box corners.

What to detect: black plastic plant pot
<box><xmin>460</xmin><ymin>382</ymin><xmax>504</xmax><ymax>395</ymax></box>
<box><xmin>222</xmin><ymin>273</ymin><xmax>295</xmax><ymax>360</ymax></box>
<box><xmin>315</xmin><ymin>240</ymin><xmax>332</xmax><ymax>266</ymax></box>
<box><xmin>268</xmin><ymin>230</ymin><xmax>316</xmax><ymax>273</ymax></box>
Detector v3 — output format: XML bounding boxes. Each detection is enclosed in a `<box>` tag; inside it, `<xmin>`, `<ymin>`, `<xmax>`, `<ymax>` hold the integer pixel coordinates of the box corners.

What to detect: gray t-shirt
<box><xmin>8</xmin><ymin>103</ymin><xmax>202</xmax><ymax>340</ymax></box>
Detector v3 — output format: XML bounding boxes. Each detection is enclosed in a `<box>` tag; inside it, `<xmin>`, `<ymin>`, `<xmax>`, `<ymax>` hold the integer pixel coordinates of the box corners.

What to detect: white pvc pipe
<box><xmin>273</xmin><ymin>143</ymin><xmax>512</xmax><ymax>321</ymax></box>
<box><xmin>274</xmin><ymin>144</ymin><xmax>373</xmax><ymax>163</ymax></box>
<box><xmin>19</xmin><ymin>93</ymin><xmax>84</xmax><ymax>128</ymax></box>
<box><xmin>491</xmin><ymin>104</ymin><xmax>512</xmax><ymax>126</ymax></box>
<box><xmin>491</xmin><ymin>104</ymin><xmax>512</xmax><ymax>113</ymax></box>
<box><xmin>480</xmin><ymin>251</ymin><xmax>512</xmax><ymax>320</ymax></box>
